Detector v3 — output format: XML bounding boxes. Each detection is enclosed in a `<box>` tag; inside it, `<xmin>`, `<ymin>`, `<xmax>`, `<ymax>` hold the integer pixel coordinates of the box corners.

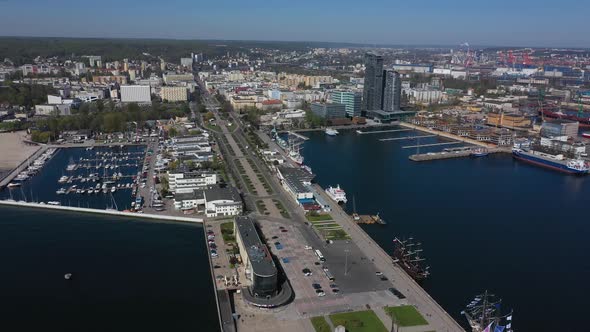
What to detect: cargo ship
<box><xmin>392</xmin><ymin>237</ymin><xmax>430</xmax><ymax>282</ymax></box>
<box><xmin>462</xmin><ymin>291</ymin><xmax>513</xmax><ymax>332</ymax></box>
<box><xmin>512</xmin><ymin>148</ymin><xmax>589</xmax><ymax>175</ymax></box>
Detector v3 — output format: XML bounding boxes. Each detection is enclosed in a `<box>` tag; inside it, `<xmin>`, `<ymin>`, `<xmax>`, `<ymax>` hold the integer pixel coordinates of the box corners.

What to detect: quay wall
<box><xmin>399</xmin><ymin>122</ymin><xmax>496</xmax><ymax>148</ymax></box>
<box><xmin>0</xmin><ymin>145</ymin><xmax>45</xmax><ymax>188</ymax></box>
<box><xmin>0</xmin><ymin>200</ymin><xmax>203</xmax><ymax>223</ymax></box>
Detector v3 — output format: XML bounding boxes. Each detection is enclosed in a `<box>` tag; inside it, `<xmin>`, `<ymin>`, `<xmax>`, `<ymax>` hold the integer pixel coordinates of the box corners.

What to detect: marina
<box><xmin>0</xmin><ymin>145</ymin><xmax>151</xmax><ymax>211</ymax></box>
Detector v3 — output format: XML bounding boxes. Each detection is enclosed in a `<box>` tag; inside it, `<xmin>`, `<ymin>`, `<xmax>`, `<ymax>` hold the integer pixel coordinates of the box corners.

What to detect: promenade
<box><xmin>0</xmin><ymin>200</ymin><xmax>204</xmax><ymax>223</ymax></box>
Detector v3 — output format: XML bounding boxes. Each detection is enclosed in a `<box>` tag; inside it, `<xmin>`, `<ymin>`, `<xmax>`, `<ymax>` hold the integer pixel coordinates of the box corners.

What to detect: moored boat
<box><xmin>325</xmin><ymin>185</ymin><xmax>347</xmax><ymax>204</ymax></box>
<box><xmin>512</xmin><ymin>148</ymin><xmax>589</xmax><ymax>175</ymax></box>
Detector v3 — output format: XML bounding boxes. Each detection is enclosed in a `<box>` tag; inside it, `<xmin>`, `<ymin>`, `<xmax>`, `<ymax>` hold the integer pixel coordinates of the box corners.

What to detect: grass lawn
<box><xmin>313</xmin><ymin>223</ymin><xmax>340</xmax><ymax>229</ymax></box>
<box><xmin>306</xmin><ymin>214</ymin><xmax>333</xmax><ymax>222</ymax></box>
<box><xmin>220</xmin><ymin>221</ymin><xmax>236</xmax><ymax>244</ymax></box>
<box><xmin>384</xmin><ymin>305</ymin><xmax>429</xmax><ymax>327</ymax></box>
<box><xmin>324</xmin><ymin>229</ymin><xmax>351</xmax><ymax>240</ymax></box>
<box><xmin>329</xmin><ymin>310</ymin><xmax>387</xmax><ymax>332</ymax></box>
<box><xmin>310</xmin><ymin>316</ymin><xmax>331</xmax><ymax>332</ymax></box>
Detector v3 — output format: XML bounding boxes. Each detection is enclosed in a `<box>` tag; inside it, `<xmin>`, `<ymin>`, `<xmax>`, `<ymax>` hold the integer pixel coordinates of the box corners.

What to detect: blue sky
<box><xmin>0</xmin><ymin>0</ymin><xmax>588</xmax><ymax>47</ymax></box>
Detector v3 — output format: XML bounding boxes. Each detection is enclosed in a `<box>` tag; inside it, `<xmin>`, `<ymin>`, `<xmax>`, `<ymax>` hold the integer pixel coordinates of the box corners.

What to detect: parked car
<box><xmin>312</xmin><ymin>283</ymin><xmax>322</xmax><ymax>290</ymax></box>
<box><xmin>304</xmin><ymin>245</ymin><xmax>312</xmax><ymax>250</ymax></box>
<box><xmin>302</xmin><ymin>268</ymin><xmax>312</xmax><ymax>276</ymax></box>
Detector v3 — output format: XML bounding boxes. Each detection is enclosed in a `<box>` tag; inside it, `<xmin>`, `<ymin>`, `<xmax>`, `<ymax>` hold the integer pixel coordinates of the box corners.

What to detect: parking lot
<box><xmin>205</xmin><ymin>220</ymin><xmax>249</xmax><ymax>291</ymax></box>
<box><xmin>259</xmin><ymin>219</ymin><xmax>404</xmax><ymax>318</ymax></box>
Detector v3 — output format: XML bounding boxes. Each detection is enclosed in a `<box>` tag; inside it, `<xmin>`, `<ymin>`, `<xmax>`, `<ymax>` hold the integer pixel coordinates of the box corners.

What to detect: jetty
<box><xmin>379</xmin><ymin>134</ymin><xmax>437</xmax><ymax>141</ymax></box>
<box><xmin>409</xmin><ymin>147</ymin><xmax>510</xmax><ymax>161</ymax></box>
<box><xmin>0</xmin><ymin>200</ymin><xmax>203</xmax><ymax>223</ymax></box>
<box><xmin>403</xmin><ymin>141</ymin><xmax>464</xmax><ymax>149</ymax></box>
<box><xmin>357</xmin><ymin>128</ymin><xmax>413</xmax><ymax>135</ymax></box>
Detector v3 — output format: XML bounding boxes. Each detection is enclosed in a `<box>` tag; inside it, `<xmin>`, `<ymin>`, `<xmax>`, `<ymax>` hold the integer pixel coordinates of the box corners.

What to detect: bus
<box><xmin>315</xmin><ymin>249</ymin><xmax>325</xmax><ymax>262</ymax></box>
<box><xmin>323</xmin><ymin>268</ymin><xmax>335</xmax><ymax>281</ymax></box>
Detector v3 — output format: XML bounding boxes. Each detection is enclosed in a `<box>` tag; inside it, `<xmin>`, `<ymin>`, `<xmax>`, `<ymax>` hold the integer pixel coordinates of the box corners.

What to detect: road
<box><xmin>196</xmin><ymin>78</ymin><xmax>464</xmax><ymax>332</ymax></box>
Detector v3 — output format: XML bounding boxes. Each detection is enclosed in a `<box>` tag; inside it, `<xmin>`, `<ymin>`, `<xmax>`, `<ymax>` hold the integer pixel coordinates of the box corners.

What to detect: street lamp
<box><xmin>344</xmin><ymin>249</ymin><xmax>350</xmax><ymax>276</ymax></box>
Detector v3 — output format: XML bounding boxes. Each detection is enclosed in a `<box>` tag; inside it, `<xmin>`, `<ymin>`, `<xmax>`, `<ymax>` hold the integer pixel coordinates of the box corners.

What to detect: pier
<box><xmin>357</xmin><ymin>128</ymin><xmax>413</xmax><ymax>135</ymax></box>
<box><xmin>0</xmin><ymin>200</ymin><xmax>203</xmax><ymax>223</ymax></box>
<box><xmin>379</xmin><ymin>135</ymin><xmax>437</xmax><ymax>141</ymax></box>
<box><xmin>0</xmin><ymin>146</ymin><xmax>46</xmax><ymax>189</ymax></box>
<box><xmin>409</xmin><ymin>147</ymin><xmax>510</xmax><ymax>161</ymax></box>
<box><xmin>287</xmin><ymin>131</ymin><xmax>309</xmax><ymax>141</ymax></box>
<box><xmin>403</xmin><ymin>141</ymin><xmax>464</xmax><ymax>149</ymax></box>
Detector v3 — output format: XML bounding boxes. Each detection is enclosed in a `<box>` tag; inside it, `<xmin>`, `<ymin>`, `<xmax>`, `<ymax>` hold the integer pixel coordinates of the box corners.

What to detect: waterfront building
<box><xmin>173</xmin><ymin>186</ymin><xmax>242</xmax><ymax>217</ymax></box>
<box><xmin>541</xmin><ymin>119</ymin><xmax>579</xmax><ymax>138</ymax></box>
<box><xmin>383</xmin><ymin>70</ymin><xmax>402</xmax><ymax>112</ymax></box>
<box><xmin>161</xmin><ymin>86</ymin><xmax>188</xmax><ymax>102</ymax></box>
<box><xmin>362</xmin><ymin>52</ymin><xmax>384</xmax><ymax>114</ymax></box>
<box><xmin>310</xmin><ymin>102</ymin><xmax>346</xmax><ymax>119</ymax></box>
<box><xmin>234</xmin><ymin>216</ymin><xmax>278</xmax><ymax>297</ymax></box>
<box><xmin>276</xmin><ymin>166</ymin><xmax>315</xmax><ymax>202</ymax></box>
<box><xmin>167</xmin><ymin>171</ymin><xmax>217</xmax><ymax>194</ymax></box>
<box><xmin>120</xmin><ymin>85</ymin><xmax>151</xmax><ymax>103</ymax></box>
<box><xmin>331</xmin><ymin>90</ymin><xmax>362</xmax><ymax>117</ymax></box>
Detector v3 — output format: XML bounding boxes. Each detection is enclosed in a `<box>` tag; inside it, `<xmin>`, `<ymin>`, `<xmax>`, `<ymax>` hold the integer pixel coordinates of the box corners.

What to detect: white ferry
<box><xmin>325</xmin><ymin>185</ymin><xmax>347</xmax><ymax>204</ymax></box>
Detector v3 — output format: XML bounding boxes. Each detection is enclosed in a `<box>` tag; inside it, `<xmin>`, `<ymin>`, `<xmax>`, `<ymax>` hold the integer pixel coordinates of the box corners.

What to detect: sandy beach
<box><xmin>0</xmin><ymin>131</ymin><xmax>40</xmax><ymax>176</ymax></box>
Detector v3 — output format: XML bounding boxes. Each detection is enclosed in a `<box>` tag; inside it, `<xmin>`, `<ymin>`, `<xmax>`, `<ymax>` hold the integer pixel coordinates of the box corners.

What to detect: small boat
<box><xmin>64</xmin><ymin>273</ymin><xmax>72</xmax><ymax>280</ymax></box>
<box><xmin>325</xmin><ymin>128</ymin><xmax>339</xmax><ymax>136</ymax></box>
<box><xmin>470</xmin><ymin>148</ymin><xmax>489</xmax><ymax>157</ymax></box>
<box><xmin>7</xmin><ymin>182</ymin><xmax>21</xmax><ymax>188</ymax></box>
<box><xmin>582</xmin><ymin>132</ymin><xmax>590</xmax><ymax>138</ymax></box>
<box><xmin>47</xmin><ymin>201</ymin><xmax>61</xmax><ymax>206</ymax></box>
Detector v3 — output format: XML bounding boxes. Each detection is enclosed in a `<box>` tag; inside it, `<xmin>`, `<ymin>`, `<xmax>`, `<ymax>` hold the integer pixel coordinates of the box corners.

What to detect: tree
<box><xmin>168</xmin><ymin>127</ymin><xmax>178</xmax><ymax>137</ymax></box>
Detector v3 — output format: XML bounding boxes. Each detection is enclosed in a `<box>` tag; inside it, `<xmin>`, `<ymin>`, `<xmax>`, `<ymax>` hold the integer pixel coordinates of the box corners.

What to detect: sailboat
<box><xmin>462</xmin><ymin>291</ymin><xmax>513</xmax><ymax>332</ymax></box>
<box><xmin>392</xmin><ymin>237</ymin><xmax>430</xmax><ymax>281</ymax></box>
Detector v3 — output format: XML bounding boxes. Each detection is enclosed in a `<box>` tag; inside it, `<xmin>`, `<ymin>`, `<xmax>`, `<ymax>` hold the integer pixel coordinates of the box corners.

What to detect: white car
<box><xmin>304</xmin><ymin>245</ymin><xmax>312</xmax><ymax>250</ymax></box>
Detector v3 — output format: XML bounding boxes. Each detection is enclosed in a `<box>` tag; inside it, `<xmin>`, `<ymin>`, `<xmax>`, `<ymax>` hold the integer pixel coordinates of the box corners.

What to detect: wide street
<box><xmin>196</xmin><ymin>79</ymin><xmax>464</xmax><ymax>332</ymax></box>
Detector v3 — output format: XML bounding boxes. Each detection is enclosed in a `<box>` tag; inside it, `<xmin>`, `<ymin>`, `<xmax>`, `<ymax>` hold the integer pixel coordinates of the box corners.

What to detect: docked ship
<box><xmin>462</xmin><ymin>291</ymin><xmax>513</xmax><ymax>332</ymax></box>
<box><xmin>512</xmin><ymin>148</ymin><xmax>589</xmax><ymax>175</ymax></box>
<box><xmin>287</xmin><ymin>139</ymin><xmax>304</xmax><ymax>165</ymax></box>
<box><xmin>470</xmin><ymin>148</ymin><xmax>489</xmax><ymax>157</ymax></box>
<box><xmin>392</xmin><ymin>237</ymin><xmax>430</xmax><ymax>282</ymax></box>
<box><xmin>325</xmin><ymin>128</ymin><xmax>339</xmax><ymax>136</ymax></box>
<box><xmin>325</xmin><ymin>185</ymin><xmax>347</xmax><ymax>204</ymax></box>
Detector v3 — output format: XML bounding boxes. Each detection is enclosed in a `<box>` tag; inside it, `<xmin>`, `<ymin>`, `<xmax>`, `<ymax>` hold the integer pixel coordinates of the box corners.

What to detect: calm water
<box><xmin>0</xmin><ymin>206</ymin><xmax>218</xmax><ymax>332</ymax></box>
<box><xmin>302</xmin><ymin>128</ymin><xmax>590</xmax><ymax>332</ymax></box>
<box><xmin>1</xmin><ymin>146</ymin><xmax>145</xmax><ymax>210</ymax></box>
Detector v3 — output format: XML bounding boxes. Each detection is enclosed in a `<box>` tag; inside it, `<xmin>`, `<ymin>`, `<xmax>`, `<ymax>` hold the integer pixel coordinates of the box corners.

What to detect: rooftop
<box><xmin>235</xmin><ymin>216</ymin><xmax>277</xmax><ymax>278</ymax></box>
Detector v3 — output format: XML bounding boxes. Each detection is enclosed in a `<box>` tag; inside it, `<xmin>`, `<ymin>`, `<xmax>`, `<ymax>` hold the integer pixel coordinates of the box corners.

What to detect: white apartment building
<box><xmin>120</xmin><ymin>85</ymin><xmax>151</xmax><ymax>103</ymax></box>
<box><xmin>167</xmin><ymin>171</ymin><xmax>217</xmax><ymax>194</ymax></box>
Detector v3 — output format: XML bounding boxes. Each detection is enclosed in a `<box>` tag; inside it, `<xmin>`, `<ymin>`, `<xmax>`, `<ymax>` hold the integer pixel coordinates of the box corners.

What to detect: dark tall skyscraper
<box><xmin>383</xmin><ymin>70</ymin><xmax>401</xmax><ymax>112</ymax></box>
<box><xmin>362</xmin><ymin>52</ymin><xmax>384</xmax><ymax>113</ymax></box>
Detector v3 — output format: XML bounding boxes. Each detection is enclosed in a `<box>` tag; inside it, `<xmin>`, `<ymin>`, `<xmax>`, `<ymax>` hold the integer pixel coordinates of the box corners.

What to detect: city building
<box><xmin>161</xmin><ymin>86</ymin><xmax>188</xmax><ymax>102</ymax></box>
<box><xmin>331</xmin><ymin>90</ymin><xmax>361</xmax><ymax>117</ymax></box>
<box><xmin>173</xmin><ymin>186</ymin><xmax>242</xmax><ymax>217</ymax></box>
<box><xmin>92</xmin><ymin>75</ymin><xmax>128</xmax><ymax>85</ymax></box>
<box><xmin>276</xmin><ymin>166</ymin><xmax>315</xmax><ymax>202</ymax></box>
<box><xmin>382</xmin><ymin>70</ymin><xmax>402</xmax><ymax>112</ymax></box>
<box><xmin>120</xmin><ymin>85</ymin><xmax>151</xmax><ymax>103</ymax></box>
<box><xmin>540</xmin><ymin>119</ymin><xmax>579</xmax><ymax>138</ymax></box>
<box><xmin>310</xmin><ymin>102</ymin><xmax>346</xmax><ymax>119</ymax></box>
<box><xmin>234</xmin><ymin>216</ymin><xmax>278</xmax><ymax>298</ymax></box>
<box><xmin>180</xmin><ymin>57</ymin><xmax>193</xmax><ymax>67</ymax></box>
<box><xmin>362</xmin><ymin>52</ymin><xmax>384</xmax><ymax>114</ymax></box>
<box><xmin>167</xmin><ymin>171</ymin><xmax>217</xmax><ymax>194</ymax></box>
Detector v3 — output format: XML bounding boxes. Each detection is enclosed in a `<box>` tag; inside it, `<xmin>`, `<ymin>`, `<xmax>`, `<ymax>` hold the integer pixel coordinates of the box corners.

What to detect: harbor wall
<box><xmin>0</xmin><ymin>145</ymin><xmax>45</xmax><ymax>188</ymax></box>
<box><xmin>399</xmin><ymin>122</ymin><xmax>495</xmax><ymax>148</ymax></box>
<box><xmin>0</xmin><ymin>200</ymin><xmax>203</xmax><ymax>223</ymax></box>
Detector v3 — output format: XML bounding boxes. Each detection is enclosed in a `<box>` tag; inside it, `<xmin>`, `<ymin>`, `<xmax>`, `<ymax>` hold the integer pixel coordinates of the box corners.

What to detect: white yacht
<box><xmin>325</xmin><ymin>128</ymin><xmax>339</xmax><ymax>136</ymax></box>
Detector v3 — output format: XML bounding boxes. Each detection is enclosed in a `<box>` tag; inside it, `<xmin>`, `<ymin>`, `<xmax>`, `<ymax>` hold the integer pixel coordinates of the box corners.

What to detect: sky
<box><xmin>0</xmin><ymin>0</ymin><xmax>589</xmax><ymax>48</ymax></box>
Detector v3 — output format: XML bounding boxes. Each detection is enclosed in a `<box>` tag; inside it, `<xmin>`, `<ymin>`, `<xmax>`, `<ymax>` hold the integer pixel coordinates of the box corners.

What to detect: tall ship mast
<box><xmin>462</xmin><ymin>291</ymin><xmax>513</xmax><ymax>332</ymax></box>
<box><xmin>392</xmin><ymin>237</ymin><xmax>430</xmax><ymax>281</ymax></box>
